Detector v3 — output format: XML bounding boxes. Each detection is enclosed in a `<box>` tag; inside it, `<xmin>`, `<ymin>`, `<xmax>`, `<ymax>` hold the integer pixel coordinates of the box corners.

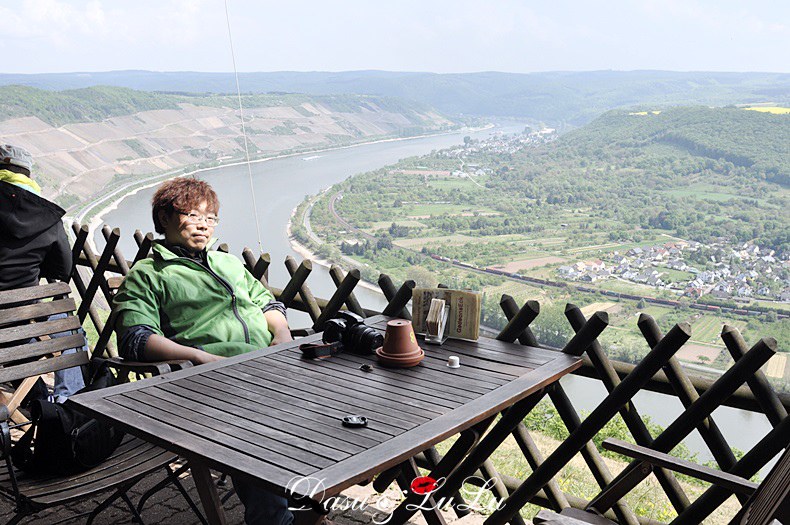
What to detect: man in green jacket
<box><xmin>113</xmin><ymin>177</ymin><xmax>294</xmax><ymax>524</ymax></box>
<box><xmin>114</xmin><ymin>178</ymin><xmax>291</xmax><ymax>365</ymax></box>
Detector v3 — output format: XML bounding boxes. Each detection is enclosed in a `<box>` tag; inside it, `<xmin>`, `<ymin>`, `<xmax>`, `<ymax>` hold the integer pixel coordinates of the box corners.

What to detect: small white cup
<box><xmin>447</xmin><ymin>356</ymin><xmax>460</xmax><ymax>368</ymax></box>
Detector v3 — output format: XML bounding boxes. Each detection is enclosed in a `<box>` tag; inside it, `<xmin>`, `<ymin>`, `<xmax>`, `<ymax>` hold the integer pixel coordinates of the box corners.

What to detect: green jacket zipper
<box><xmin>175</xmin><ymin>257</ymin><xmax>251</xmax><ymax>345</ymax></box>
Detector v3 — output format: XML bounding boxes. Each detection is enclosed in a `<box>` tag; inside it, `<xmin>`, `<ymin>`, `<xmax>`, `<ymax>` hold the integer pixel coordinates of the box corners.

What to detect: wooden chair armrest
<box><xmin>602</xmin><ymin>438</ymin><xmax>758</xmax><ymax>496</ymax></box>
<box><xmin>104</xmin><ymin>357</ymin><xmax>193</xmax><ymax>377</ymax></box>
<box><xmin>290</xmin><ymin>328</ymin><xmax>316</xmax><ymax>338</ymax></box>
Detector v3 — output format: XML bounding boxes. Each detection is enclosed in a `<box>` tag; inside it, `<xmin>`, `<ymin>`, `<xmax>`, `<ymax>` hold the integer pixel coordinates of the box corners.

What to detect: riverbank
<box><xmin>286</xmin><ymin>204</ymin><xmax>385</xmax><ymax>296</ymax></box>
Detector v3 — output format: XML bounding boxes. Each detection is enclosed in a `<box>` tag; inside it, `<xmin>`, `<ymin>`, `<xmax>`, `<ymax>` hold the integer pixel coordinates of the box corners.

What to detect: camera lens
<box><xmin>347</xmin><ymin>324</ymin><xmax>383</xmax><ymax>355</ymax></box>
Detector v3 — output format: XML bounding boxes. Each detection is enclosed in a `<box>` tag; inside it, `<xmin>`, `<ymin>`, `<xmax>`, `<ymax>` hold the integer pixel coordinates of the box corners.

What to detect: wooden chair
<box><xmin>534</xmin><ymin>440</ymin><xmax>789</xmax><ymax>525</ymax></box>
<box><xmin>0</xmin><ymin>282</ymin><xmax>205</xmax><ymax>525</ymax></box>
<box><xmin>0</xmin><ymin>283</ymin><xmax>84</xmax><ymax>427</ymax></box>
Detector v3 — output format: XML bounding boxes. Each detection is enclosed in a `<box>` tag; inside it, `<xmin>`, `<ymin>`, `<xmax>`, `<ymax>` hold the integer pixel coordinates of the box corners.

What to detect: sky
<box><xmin>0</xmin><ymin>0</ymin><xmax>788</xmax><ymax>74</ymax></box>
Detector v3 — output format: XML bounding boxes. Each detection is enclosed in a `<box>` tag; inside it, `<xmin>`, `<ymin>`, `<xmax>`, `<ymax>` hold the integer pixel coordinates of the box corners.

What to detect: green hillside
<box><xmin>491</xmin><ymin>107</ymin><xmax>790</xmax><ymax>252</ymax></box>
<box><xmin>560</xmin><ymin>106</ymin><xmax>790</xmax><ymax>186</ymax></box>
<box><xmin>311</xmin><ymin>105</ymin><xmax>790</xmax><ymax>263</ymax></box>
<box><xmin>0</xmin><ymin>85</ymin><xmax>440</xmax><ymax>127</ymax></box>
<box><xmin>3</xmin><ymin>70</ymin><xmax>788</xmax><ymax>126</ymax></box>
<box><xmin>299</xmin><ymin>105</ymin><xmax>790</xmax><ymax>357</ymax></box>
<box><xmin>0</xmin><ymin>85</ymin><xmax>180</xmax><ymax>126</ymax></box>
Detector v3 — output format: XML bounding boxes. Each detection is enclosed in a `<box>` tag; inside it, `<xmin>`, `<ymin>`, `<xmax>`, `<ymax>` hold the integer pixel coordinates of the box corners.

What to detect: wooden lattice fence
<box><xmin>68</xmin><ymin>223</ymin><xmax>789</xmax><ymax>525</ymax></box>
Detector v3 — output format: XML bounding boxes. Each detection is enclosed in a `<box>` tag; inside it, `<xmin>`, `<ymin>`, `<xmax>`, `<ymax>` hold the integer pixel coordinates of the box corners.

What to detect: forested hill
<box><xmin>0</xmin><ymin>86</ymin><xmax>179</xmax><ymax>126</ymax></box>
<box><xmin>3</xmin><ymin>70</ymin><xmax>788</xmax><ymax>127</ymax></box>
<box><xmin>491</xmin><ymin>106</ymin><xmax>789</xmax><ymax>253</ymax></box>
<box><xmin>0</xmin><ymin>85</ymin><xmax>439</xmax><ymax>127</ymax></box>
<box><xmin>560</xmin><ymin>107</ymin><xmax>790</xmax><ymax>187</ymax></box>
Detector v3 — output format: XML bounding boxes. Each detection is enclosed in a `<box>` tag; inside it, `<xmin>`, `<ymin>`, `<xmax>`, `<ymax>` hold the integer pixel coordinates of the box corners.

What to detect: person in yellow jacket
<box><xmin>0</xmin><ymin>144</ymin><xmax>72</xmax><ymax>291</ymax></box>
<box><xmin>0</xmin><ymin>144</ymin><xmax>86</xmax><ymax>403</ymax></box>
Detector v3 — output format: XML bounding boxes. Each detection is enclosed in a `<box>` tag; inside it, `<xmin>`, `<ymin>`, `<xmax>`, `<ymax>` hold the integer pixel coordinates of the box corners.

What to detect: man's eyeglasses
<box><xmin>176</xmin><ymin>210</ymin><xmax>220</xmax><ymax>227</ymax></box>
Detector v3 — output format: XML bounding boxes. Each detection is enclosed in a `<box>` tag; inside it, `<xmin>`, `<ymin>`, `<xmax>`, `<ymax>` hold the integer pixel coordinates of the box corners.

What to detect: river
<box><xmin>97</xmin><ymin>123</ymin><xmax>777</xmax><ymax>475</ymax></box>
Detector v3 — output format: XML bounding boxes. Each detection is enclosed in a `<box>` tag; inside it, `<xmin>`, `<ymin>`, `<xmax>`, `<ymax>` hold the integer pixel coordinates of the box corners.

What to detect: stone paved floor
<box><xmin>0</xmin><ymin>462</ymin><xmax>494</xmax><ymax>524</ymax></box>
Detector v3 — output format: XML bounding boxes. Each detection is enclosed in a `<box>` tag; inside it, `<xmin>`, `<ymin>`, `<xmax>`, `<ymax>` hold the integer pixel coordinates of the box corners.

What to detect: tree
<box><xmin>406</xmin><ymin>266</ymin><xmax>439</xmax><ymax>289</ymax></box>
<box><xmin>532</xmin><ymin>304</ymin><xmax>574</xmax><ymax>349</ymax></box>
<box><xmin>376</xmin><ymin>234</ymin><xmax>393</xmax><ymax>250</ymax></box>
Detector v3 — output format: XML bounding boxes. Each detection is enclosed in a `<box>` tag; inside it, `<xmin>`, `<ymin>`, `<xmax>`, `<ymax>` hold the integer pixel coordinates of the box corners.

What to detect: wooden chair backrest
<box><xmin>90</xmin><ymin>276</ymin><xmax>124</xmax><ymax>358</ymax></box>
<box><xmin>0</xmin><ymin>282</ymin><xmax>89</xmax><ymax>389</ymax></box>
<box><xmin>731</xmin><ymin>446</ymin><xmax>790</xmax><ymax>525</ymax></box>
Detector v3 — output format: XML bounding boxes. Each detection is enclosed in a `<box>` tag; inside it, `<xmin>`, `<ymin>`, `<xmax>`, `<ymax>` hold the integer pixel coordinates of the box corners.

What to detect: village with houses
<box><xmin>557</xmin><ymin>240</ymin><xmax>790</xmax><ymax>304</ymax></box>
<box><xmin>437</xmin><ymin>126</ymin><xmax>558</xmax><ymax>160</ymax></box>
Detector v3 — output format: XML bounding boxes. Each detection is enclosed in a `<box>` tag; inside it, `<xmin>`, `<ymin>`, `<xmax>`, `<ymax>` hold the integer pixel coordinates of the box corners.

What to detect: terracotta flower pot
<box><xmin>381</xmin><ymin>319</ymin><xmax>421</xmax><ymax>355</ymax></box>
<box><xmin>376</xmin><ymin>319</ymin><xmax>424</xmax><ymax>367</ymax></box>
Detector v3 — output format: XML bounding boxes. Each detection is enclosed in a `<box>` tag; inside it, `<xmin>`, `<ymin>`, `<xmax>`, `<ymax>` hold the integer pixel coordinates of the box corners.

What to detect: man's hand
<box><xmin>190</xmin><ymin>349</ymin><xmax>225</xmax><ymax>365</ymax></box>
<box><xmin>144</xmin><ymin>334</ymin><xmax>224</xmax><ymax>365</ymax></box>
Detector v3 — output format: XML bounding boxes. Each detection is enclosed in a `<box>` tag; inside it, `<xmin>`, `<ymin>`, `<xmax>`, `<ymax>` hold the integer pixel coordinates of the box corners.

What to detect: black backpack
<box><xmin>12</xmin><ymin>361</ymin><xmax>125</xmax><ymax>475</ymax></box>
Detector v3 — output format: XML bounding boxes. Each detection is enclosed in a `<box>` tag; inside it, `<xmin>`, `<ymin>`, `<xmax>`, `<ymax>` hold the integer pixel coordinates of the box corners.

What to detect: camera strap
<box><xmin>299</xmin><ymin>341</ymin><xmax>343</xmax><ymax>359</ymax></box>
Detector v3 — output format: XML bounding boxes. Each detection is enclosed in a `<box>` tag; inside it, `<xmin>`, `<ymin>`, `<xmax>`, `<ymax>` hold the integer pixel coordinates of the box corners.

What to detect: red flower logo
<box><xmin>410</xmin><ymin>476</ymin><xmax>438</xmax><ymax>495</ymax></box>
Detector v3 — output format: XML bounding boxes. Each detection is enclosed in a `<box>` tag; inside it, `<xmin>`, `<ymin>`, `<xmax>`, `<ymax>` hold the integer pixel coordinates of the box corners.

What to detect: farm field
<box><xmin>596</xmin><ymin>278</ymin><xmax>673</xmax><ymax>296</ymax></box>
<box><xmin>365</xmin><ymin>219</ymin><xmax>427</xmax><ymax>230</ymax></box>
<box><xmin>394</xmin><ymin>234</ymin><xmax>477</xmax><ymax>248</ymax></box>
<box><xmin>665</xmin><ymin>183</ymin><xmax>758</xmax><ymax>203</ymax></box>
<box><xmin>580</xmin><ymin>302</ymin><xmax>620</xmax><ymax>316</ymax></box>
<box><xmin>656</xmin><ymin>267</ymin><xmax>696</xmax><ymax>282</ymax></box>
<box><xmin>493</xmin><ymin>256</ymin><xmax>567</xmax><ymax>272</ymax></box>
<box><xmin>529</xmin><ymin>265</ymin><xmax>565</xmax><ymax>279</ymax></box>
<box><xmin>639</xmin><ymin>306</ymin><xmax>668</xmax><ymax>319</ymax></box>
<box><xmin>401</xmin><ymin>203</ymin><xmax>500</xmax><ymax>217</ymax></box>
<box><xmin>393</xmin><ymin>169</ymin><xmax>451</xmax><ymax>175</ymax></box>
<box><xmin>511</xmin><ymin>236</ymin><xmax>567</xmax><ymax>246</ymax></box>
<box><xmin>743</xmin><ymin>106</ymin><xmax>790</xmax><ymax>114</ymax></box>
<box><xmin>482</xmin><ymin>280</ymin><xmax>549</xmax><ymax>304</ymax></box>
<box><xmin>689</xmin><ymin>315</ymin><xmax>747</xmax><ymax>344</ymax></box>
<box><xmin>675</xmin><ymin>343</ymin><xmax>722</xmax><ymax>363</ymax></box>
<box><xmin>426</xmin><ymin>178</ymin><xmax>484</xmax><ymax>190</ymax></box>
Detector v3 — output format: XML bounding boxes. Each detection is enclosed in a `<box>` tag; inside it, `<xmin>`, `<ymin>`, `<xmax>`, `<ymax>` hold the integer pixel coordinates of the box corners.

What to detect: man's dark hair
<box><xmin>151</xmin><ymin>178</ymin><xmax>219</xmax><ymax>234</ymax></box>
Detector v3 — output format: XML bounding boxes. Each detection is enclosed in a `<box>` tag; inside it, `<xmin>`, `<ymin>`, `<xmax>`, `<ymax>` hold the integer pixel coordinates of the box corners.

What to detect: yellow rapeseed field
<box><xmin>743</xmin><ymin>106</ymin><xmax>790</xmax><ymax>114</ymax></box>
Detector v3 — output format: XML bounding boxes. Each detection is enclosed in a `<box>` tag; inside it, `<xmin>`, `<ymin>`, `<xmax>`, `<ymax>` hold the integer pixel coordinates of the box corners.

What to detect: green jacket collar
<box><xmin>151</xmin><ymin>239</ymin><xmax>218</xmax><ymax>261</ymax></box>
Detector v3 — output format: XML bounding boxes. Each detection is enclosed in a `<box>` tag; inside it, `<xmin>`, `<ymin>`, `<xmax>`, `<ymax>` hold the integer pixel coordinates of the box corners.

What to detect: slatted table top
<box><xmin>69</xmin><ymin>316</ymin><xmax>580</xmax><ymax>497</ymax></box>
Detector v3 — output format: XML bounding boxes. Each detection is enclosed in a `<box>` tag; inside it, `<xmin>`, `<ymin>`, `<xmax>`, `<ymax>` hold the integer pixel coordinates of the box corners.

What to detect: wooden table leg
<box><xmin>396</xmin><ymin>458</ymin><xmax>447</xmax><ymax>525</ymax></box>
<box><xmin>190</xmin><ymin>461</ymin><xmax>227</xmax><ymax>525</ymax></box>
<box><xmin>392</xmin><ymin>392</ymin><xmax>545</xmax><ymax>525</ymax></box>
<box><xmin>388</xmin><ymin>417</ymin><xmax>495</xmax><ymax>524</ymax></box>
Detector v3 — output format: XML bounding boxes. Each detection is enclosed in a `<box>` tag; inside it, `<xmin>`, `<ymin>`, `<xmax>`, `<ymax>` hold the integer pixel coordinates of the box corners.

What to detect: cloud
<box><xmin>0</xmin><ymin>0</ymin><xmax>787</xmax><ymax>73</ymax></box>
<box><xmin>641</xmin><ymin>0</ymin><xmax>787</xmax><ymax>35</ymax></box>
<box><xmin>1</xmin><ymin>0</ymin><xmax>212</xmax><ymax>54</ymax></box>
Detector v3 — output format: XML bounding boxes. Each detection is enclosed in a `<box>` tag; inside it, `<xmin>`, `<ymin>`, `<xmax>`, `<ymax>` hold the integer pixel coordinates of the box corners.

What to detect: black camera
<box><xmin>322</xmin><ymin>311</ymin><xmax>383</xmax><ymax>355</ymax></box>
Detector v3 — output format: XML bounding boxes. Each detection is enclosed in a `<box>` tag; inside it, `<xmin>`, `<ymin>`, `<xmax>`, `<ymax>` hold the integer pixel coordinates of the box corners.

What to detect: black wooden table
<box><xmin>68</xmin><ymin>315</ymin><xmax>580</xmax><ymax>524</ymax></box>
